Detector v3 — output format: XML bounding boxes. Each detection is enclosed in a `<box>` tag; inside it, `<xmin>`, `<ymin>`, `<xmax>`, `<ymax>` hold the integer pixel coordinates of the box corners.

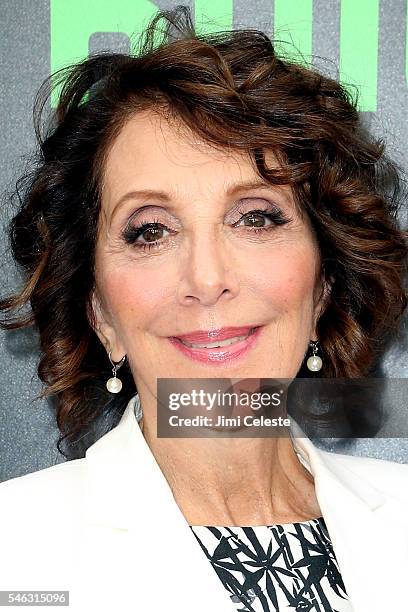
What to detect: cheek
<box><xmin>98</xmin><ymin>262</ymin><xmax>173</xmax><ymax>331</ymax></box>
<box><xmin>241</xmin><ymin>241</ymin><xmax>319</xmax><ymax>312</ymax></box>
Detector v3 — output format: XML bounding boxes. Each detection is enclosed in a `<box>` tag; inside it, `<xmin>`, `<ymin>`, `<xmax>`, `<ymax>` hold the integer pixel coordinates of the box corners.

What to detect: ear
<box><xmin>87</xmin><ymin>288</ymin><xmax>126</xmax><ymax>362</ymax></box>
<box><xmin>311</xmin><ymin>272</ymin><xmax>334</xmax><ymax>340</ymax></box>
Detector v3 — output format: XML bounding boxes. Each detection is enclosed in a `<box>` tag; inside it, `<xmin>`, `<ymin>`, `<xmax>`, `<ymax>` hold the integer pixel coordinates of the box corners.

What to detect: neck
<box><xmin>138</xmin><ymin>404</ymin><xmax>321</xmax><ymax>527</ymax></box>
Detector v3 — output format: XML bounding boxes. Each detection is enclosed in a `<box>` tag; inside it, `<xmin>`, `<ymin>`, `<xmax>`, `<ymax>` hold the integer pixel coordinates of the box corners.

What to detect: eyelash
<box><xmin>122</xmin><ymin>206</ymin><xmax>291</xmax><ymax>252</ymax></box>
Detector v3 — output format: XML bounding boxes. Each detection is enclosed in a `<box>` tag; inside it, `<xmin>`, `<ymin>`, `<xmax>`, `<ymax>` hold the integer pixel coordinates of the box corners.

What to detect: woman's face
<box><xmin>91</xmin><ymin>109</ymin><xmax>326</xmax><ymax>395</ymax></box>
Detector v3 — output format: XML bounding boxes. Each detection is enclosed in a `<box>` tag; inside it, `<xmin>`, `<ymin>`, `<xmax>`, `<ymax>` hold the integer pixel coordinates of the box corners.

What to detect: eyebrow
<box><xmin>110</xmin><ymin>179</ymin><xmax>277</xmax><ymax>220</ymax></box>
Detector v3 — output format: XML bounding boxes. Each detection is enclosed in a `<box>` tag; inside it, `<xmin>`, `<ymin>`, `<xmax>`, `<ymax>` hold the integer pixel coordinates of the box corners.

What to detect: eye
<box><xmin>234</xmin><ymin>207</ymin><xmax>291</xmax><ymax>231</ymax></box>
<box><xmin>122</xmin><ymin>217</ymin><xmax>173</xmax><ymax>251</ymax></box>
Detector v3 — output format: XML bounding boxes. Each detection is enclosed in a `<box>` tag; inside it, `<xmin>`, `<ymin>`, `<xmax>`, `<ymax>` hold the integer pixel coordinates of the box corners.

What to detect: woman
<box><xmin>0</xmin><ymin>6</ymin><xmax>407</xmax><ymax>612</ymax></box>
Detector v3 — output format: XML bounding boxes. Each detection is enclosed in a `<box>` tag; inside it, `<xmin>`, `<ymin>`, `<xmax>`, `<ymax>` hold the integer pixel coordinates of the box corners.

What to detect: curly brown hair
<box><xmin>0</xmin><ymin>6</ymin><xmax>407</xmax><ymax>458</ymax></box>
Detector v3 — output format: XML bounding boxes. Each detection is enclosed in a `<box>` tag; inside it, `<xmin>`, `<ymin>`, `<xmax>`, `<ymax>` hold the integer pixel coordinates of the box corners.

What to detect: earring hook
<box><xmin>108</xmin><ymin>350</ymin><xmax>126</xmax><ymax>372</ymax></box>
<box><xmin>106</xmin><ymin>351</ymin><xmax>126</xmax><ymax>394</ymax></box>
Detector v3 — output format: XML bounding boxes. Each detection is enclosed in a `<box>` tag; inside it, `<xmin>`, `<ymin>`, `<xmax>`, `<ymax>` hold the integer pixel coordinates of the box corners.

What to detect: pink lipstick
<box><xmin>168</xmin><ymin>325</ymin><xmax>263</xmax><ymax>365</ymax></box>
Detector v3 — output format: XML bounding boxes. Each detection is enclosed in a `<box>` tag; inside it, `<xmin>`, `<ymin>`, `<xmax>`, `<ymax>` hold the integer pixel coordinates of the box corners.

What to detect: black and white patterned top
<box><xmin>190</xmin><ymin>516</ymin><xmax>352</xmax><ymax>611</ymax></box>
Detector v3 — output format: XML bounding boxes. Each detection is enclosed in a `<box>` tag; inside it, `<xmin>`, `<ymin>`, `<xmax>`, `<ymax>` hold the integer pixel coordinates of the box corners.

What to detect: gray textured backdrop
<box><xmin>0</xmin><ymin>0</ymin><xmax>407</xmax><ymax>482</ymax></box>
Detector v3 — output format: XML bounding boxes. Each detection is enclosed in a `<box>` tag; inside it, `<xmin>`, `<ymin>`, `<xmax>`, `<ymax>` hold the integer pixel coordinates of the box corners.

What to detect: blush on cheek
<box><xmin>101</xmin><ymin>266</ymin><xmax>174</xmax><ymax>334</ymax></box>
<box><xmin>245</xmin><ymin>245</ymin><xmax>318</xmax><ymax>313</ymax></box>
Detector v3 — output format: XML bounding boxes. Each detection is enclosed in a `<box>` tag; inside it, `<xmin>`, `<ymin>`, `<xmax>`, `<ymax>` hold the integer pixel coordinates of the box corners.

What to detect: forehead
<box><xmin>100</xmin><ymin>109</ymin><xmax>281</xmax><ymax>206</ymax></box>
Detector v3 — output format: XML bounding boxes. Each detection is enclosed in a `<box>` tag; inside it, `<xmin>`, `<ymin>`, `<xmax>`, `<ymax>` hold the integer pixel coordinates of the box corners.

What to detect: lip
<box><xmin>168</xmin><ymin>325</ymin><xmax>263</xmax><ymax>365</ymax></box>
<box><xmin>172</xmin><ymin>325</ymin><xmax>257</xmax><ymax>343</ymax></box>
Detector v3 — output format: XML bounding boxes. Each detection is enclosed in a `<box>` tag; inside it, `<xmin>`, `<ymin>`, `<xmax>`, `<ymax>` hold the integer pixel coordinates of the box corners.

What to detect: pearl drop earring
<box><xmin>306</xmin><ymin>340</ymin><xmax>323</xmax><ymax>372</ymax></box>
<box><xmin>106</xmin><ymin>350</ymin><xmax>126</xmax><ymax>393</ymax></box>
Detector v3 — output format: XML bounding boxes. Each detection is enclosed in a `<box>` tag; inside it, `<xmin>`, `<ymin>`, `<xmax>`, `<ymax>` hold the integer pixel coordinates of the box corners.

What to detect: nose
<box><xmin>176</xmin><ymin>229</ymin><xmax>240</xmax><ymax>307</ymax></box>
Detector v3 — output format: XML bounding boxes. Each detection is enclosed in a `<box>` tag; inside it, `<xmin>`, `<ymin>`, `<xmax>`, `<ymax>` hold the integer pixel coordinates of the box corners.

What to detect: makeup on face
<box><xmin>94</xmin><ymin>110</ymin><xmax>321</xmax><ymax>394</ymax></box>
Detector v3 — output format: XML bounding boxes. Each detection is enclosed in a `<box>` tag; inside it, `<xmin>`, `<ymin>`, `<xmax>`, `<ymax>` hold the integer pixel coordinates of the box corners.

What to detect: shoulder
<box><xmin>318</xmin><ymin>446</ymin><xmax>408</xmax><ymax>502</ymax></box>
<box><xmin>0</xmin><ymin>458</ymin><xmax>87</xmax><ymax>495</ymax></box>
<box><xmin>319</xmin><ymin>445</ymin><xmax>408</xmax><ymax>476</ymax></box>
<box><xmin>0</xmin><ymin>459</ymin><xmax>87</xmax><ymax>526</ymax></box>
<box><xmin>0</xmin><ymin>460</ymin><xmax>91</xmax><ymax>588</ymax></box>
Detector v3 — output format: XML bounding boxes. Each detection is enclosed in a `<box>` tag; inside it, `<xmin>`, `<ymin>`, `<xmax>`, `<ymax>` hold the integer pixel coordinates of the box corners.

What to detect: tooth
<box><xmin>182</xmin><ymin>333</ymin><xmax>249</xmax><ymax>349</ymax></box>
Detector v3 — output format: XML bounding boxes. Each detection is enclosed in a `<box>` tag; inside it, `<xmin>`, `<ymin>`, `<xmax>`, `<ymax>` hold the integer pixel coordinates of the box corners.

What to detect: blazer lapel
<box><xmin>83</xmin><ymin>395</ymin><xmax>408</xmax><ymax>612</ymax></box>
<box><xmin>83</xmin><ymin>395</ymin><xmax>234</xmax><ymax>611</ymax></box>
<box><xmin>290</xmin><ymin>420</ymin><xmax>408</xmax><ymax>612</ymax></box>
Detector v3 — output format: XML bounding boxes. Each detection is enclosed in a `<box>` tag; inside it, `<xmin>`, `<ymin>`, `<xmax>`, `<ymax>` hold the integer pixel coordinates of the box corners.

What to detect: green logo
<box><xmin>50</xmin><ymin>0</ymin><xmax>396</xmax><ymax>112</ymax></box>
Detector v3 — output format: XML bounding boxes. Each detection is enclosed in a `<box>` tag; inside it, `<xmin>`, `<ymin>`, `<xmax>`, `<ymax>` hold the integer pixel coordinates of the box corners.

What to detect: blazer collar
<box><xmin>84</xmin><ymin>393</ymin><xmax>386</xmax><ymax>529</ymax></box>
<box><xmin>84</xmin><ymin>394</ymin><xmax>408</xmax><ymax>612</ymax></box>
<box><xmin>289</xmin><ymin>418</ymin><xmax>387</xmax><ymax>511</ymax></box>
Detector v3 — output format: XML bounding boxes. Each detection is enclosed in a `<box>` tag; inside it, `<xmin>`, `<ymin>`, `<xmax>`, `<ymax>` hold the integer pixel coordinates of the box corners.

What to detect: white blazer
<box><xmin>1</xmin><ymin>393</ymin><xmax>408</xmax><ymax>612</ymax></box>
